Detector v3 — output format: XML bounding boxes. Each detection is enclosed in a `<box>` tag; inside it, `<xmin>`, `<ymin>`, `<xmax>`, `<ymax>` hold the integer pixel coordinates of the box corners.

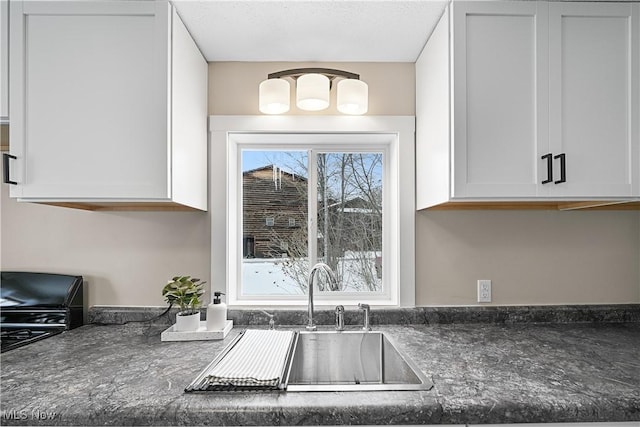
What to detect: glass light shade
<box><xmin>296</xmin><ymin>74</ymin><xmax>330</xmax><ymax>111</ymax></box>
<box><xmin>259</xmin><ymin>78</ymin><xmax>290</xmax><ymax>114</ymax></box>
<box><xmin>337</xmin><ymin>79</ymin><xmax>368</xmax><ymax>115</ymax></box>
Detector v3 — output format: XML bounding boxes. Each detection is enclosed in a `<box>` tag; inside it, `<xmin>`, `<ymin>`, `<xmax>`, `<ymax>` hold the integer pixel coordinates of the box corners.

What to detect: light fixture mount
<box><xmin>267</xmin><ymin>68</ymin><xmax>360</xmax><ymax>85</ymax></box>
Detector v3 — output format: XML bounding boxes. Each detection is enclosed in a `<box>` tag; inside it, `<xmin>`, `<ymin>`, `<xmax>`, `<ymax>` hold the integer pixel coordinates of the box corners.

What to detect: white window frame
<box><xmin>209</xmin><ymin>116</ymin><xmax>415</xmax><ymax>308</ymax></box>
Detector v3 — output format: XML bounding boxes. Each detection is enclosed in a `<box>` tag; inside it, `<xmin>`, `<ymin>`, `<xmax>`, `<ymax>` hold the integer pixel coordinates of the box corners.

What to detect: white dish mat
<box><xmin>203</xmin><ymin>329</ymin><xmax>295</xmax><ymax>387</ymax></box>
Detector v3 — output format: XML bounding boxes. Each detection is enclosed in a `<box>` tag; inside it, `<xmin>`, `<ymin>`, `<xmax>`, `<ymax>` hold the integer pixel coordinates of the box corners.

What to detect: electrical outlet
<box><xmin>477</xmin><ymin>280</ymin><xmax>491</xmax><ymax>303</ymax></box>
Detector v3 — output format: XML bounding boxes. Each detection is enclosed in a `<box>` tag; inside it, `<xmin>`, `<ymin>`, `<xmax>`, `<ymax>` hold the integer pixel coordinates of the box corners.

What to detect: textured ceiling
<box><xmin>171</xmin><ymin>0</ymin><xmax>449</xmax><ymax>62</ymax></box>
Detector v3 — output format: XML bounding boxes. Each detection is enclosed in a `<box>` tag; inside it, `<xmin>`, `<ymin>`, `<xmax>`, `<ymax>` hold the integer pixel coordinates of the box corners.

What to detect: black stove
<box><xmin>1</xmin><ymin>272</ymin><xmax>84</xmax><ymax>353</ymax></box>
<box><xmin>0</xmin><ymin>328</ymin><xmax>63</xmax><ymax>351</ymax></box>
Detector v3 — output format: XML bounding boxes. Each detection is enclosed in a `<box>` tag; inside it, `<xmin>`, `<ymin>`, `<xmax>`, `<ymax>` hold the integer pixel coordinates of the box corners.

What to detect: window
<box><xmin>265</xmin><ymin>217</ymin><xmax>275</xmax><ymax>227</ymax></box>
<box><xmin>241</xmin><ymin>149</ymin><xmax>383</xmax><ymax>296</ymax></box>
<box><xmin>210</xmin><ymin>116</ymin><xmax>415</xmax><ymax>307</ymax></box>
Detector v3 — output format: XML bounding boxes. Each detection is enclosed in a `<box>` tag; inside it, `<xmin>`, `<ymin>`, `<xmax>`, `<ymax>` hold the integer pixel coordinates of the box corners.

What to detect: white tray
<box><xmin>161</xmin><ymin>320</ymin><xmax>233</xmax><ymax>342</ymax></box>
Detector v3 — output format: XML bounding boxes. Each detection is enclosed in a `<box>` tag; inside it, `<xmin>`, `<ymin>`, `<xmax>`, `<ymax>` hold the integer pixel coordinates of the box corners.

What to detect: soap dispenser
<box><xmin>206</xmin><ymin>292</ymin><xmax>227</xmax><ymax>331</ymax></box>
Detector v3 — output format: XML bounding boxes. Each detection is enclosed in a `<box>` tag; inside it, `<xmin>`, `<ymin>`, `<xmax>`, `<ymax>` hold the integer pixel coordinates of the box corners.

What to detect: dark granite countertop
<box><xmin>1</xmin><ymin>321</ymin><xmax>639</xmax><ymax>425</ymax></box>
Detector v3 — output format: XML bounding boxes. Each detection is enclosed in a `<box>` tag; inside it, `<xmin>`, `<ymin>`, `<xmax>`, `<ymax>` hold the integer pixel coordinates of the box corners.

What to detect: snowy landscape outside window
<box><xmin>241</xmin><ymin>149</ymin><xmax>384</xmax><ymax>296</ymax></box>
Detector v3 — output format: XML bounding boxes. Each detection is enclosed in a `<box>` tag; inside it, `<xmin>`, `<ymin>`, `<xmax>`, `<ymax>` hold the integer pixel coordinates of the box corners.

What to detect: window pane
<box><xmin>316</xmin><ymin>152</ymin><xmax>383</xmax><ymax>292</ymax></box>
<box><xmin>242</xmin><ymin>150</ymin><xmax>308</xmax><ymax>295</ymax></box>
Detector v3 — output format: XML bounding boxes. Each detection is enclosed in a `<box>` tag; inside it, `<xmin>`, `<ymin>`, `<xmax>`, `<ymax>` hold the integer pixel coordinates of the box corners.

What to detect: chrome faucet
<box><xmin>306</xmin><ymin>262</ymin><xmax>339</xmax><ymax>331</ymax></box>
<box><xmin>358</xmin><ymin>303</ymin><xmax>371</xmax><ymax>331</ymax></box>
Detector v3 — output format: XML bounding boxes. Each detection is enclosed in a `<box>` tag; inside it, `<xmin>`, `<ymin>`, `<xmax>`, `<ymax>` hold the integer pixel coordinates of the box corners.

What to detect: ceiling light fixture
<box><xmin>258</xmin><ymin>68</ymin><xmax>368</xmax><ymax>115</ymax></box>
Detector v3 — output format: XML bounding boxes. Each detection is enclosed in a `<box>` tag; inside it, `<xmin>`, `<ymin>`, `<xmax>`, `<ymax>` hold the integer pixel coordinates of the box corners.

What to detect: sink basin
<box><xmin>285</xmin><ymin>331</ymin><xmax>433</xmax><ymax>391</ymax></box>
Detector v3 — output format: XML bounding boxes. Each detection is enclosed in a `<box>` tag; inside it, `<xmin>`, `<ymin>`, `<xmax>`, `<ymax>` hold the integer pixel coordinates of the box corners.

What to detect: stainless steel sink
<box><xmin>285</xmin><ymin>331</ymin><xmax>433</xmax><ymax>391</ymax></box>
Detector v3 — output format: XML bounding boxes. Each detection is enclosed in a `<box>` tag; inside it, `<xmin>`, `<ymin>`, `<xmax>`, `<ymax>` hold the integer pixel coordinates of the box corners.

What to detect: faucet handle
<box><xmin>260</xmin><ymin>310</ymin><xmax>275</xmax><ymax>330</ymax></box>
<box><xmin>335</xmin><ymin>305</ymin><xmax>345</xmax><ymax>331</ymax></box>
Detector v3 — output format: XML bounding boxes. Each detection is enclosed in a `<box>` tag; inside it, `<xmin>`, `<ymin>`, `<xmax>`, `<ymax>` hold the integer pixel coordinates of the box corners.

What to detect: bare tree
<box><xmin>270</xmin><ymin>226</ymin><xmax>310</xmax><ymax>293</ymax></box>
<box><xmin>256</xmin><ymin>151</ymin><xmax>383</xmax><ymax>293</ymax></box>
<box><xmin>315</xmin><ymin>152</ymin><xmax>382</xmax><ymax>292</ymax></box>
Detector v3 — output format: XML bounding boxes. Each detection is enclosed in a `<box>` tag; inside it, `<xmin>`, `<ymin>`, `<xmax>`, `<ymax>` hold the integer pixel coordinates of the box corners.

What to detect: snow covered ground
<box><xmin>242</xmin><ymin>258</ymin><xmax>303</xmax><ymax>295</ymax></box>
<box><xmin>242</xmin><ymin>254</ymin><xmax>381</xmax><ymax>295</ymax></box>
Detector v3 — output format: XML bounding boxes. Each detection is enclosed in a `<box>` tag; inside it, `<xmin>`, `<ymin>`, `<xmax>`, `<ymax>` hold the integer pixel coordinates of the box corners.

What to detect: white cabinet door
<box><xmin>1</xmin><ymin>0</ymin><xmax>8</xmax><ymax>122</ymax></box>
<box><xmin>548</xmin><ymin>2</ymin><xmax>639</xmax><ymax>198</ymax></box>
<box><xmin>9</xmin><ymin>1</ymin><xmax>170</xmax><ymax>199</ymax></box>
<box><xmin>451</xmin><ymin>1</ymin><xmax>548</xmax><ymax>199</ymax></box>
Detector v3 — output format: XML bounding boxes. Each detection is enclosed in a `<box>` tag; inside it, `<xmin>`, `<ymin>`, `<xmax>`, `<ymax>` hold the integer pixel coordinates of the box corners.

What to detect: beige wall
<box><xmin>1</xmin><ymin>61</ymin><xmax>638</xmax><ymax>306</ymax></box>
<box><xmin>0</xmin><ymin>183</ymin><xmax>210</xmax><ymax>307</ymax></box>
<box><xmin>416</xmin><ymin>210</ymin><xmax>640</xmax><ymax>305</ymax></box>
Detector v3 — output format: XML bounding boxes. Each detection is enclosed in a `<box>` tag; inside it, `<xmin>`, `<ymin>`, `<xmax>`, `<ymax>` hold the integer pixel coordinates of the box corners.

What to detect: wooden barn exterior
<box><xmin>242</xmin><ymin>165</ymin><xmax>308</xmax><ymax>258</ymax></box>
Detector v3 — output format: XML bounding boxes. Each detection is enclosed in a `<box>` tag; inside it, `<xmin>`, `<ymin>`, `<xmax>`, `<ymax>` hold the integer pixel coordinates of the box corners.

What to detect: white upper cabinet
<box><xmin>416</xmin><ymin>1</ymin><xmax>639</xmax><ymax>209</ymax></box>
<box><xmin>7</xmin><ymin>1</ymin><xmax>208</xmax><ymax>210</ymax></box>
<box><xmin>548</xmin><ymin>2</ymin><xmax>639</xmax><ymax>198</ymax></box>
<box><xmin>451</xmin><ymin>1</ymin><xmax>547</xmax><ymax>200</ymax></box>
<box><xmin>1</xmin><ymin>0</ymin><xmax>8</xmax><ymax>122</ymax></box>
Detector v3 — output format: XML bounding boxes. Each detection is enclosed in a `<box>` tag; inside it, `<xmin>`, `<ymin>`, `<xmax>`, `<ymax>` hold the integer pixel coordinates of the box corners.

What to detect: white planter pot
<box><xmin>175</xmin><ymin>311</ymin><xmax>200</xmax><ymax>332</ymax></box>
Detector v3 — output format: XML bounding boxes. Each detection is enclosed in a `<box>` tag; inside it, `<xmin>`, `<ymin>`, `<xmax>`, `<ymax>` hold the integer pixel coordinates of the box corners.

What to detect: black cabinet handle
<box><xmin>554</xmin><ymin>153</ymin><xmax>566</xmax><ymax>184</ymax></box>
<box><xmin>541</xmin><ymin>153</ymin><xmax>553</xmax><ymax>184</ymax></box>
<box><xmin>3</xmin><ymin>153</ymin><xmax>17</xmax><ymax>185</ymax></box>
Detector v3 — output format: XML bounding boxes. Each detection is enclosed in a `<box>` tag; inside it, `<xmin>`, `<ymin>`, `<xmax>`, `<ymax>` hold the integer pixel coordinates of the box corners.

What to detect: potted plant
<box><xmin>162</xmin><ymin>276</ymin><xmax>206</xmax><ymax>332</ymax></box>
